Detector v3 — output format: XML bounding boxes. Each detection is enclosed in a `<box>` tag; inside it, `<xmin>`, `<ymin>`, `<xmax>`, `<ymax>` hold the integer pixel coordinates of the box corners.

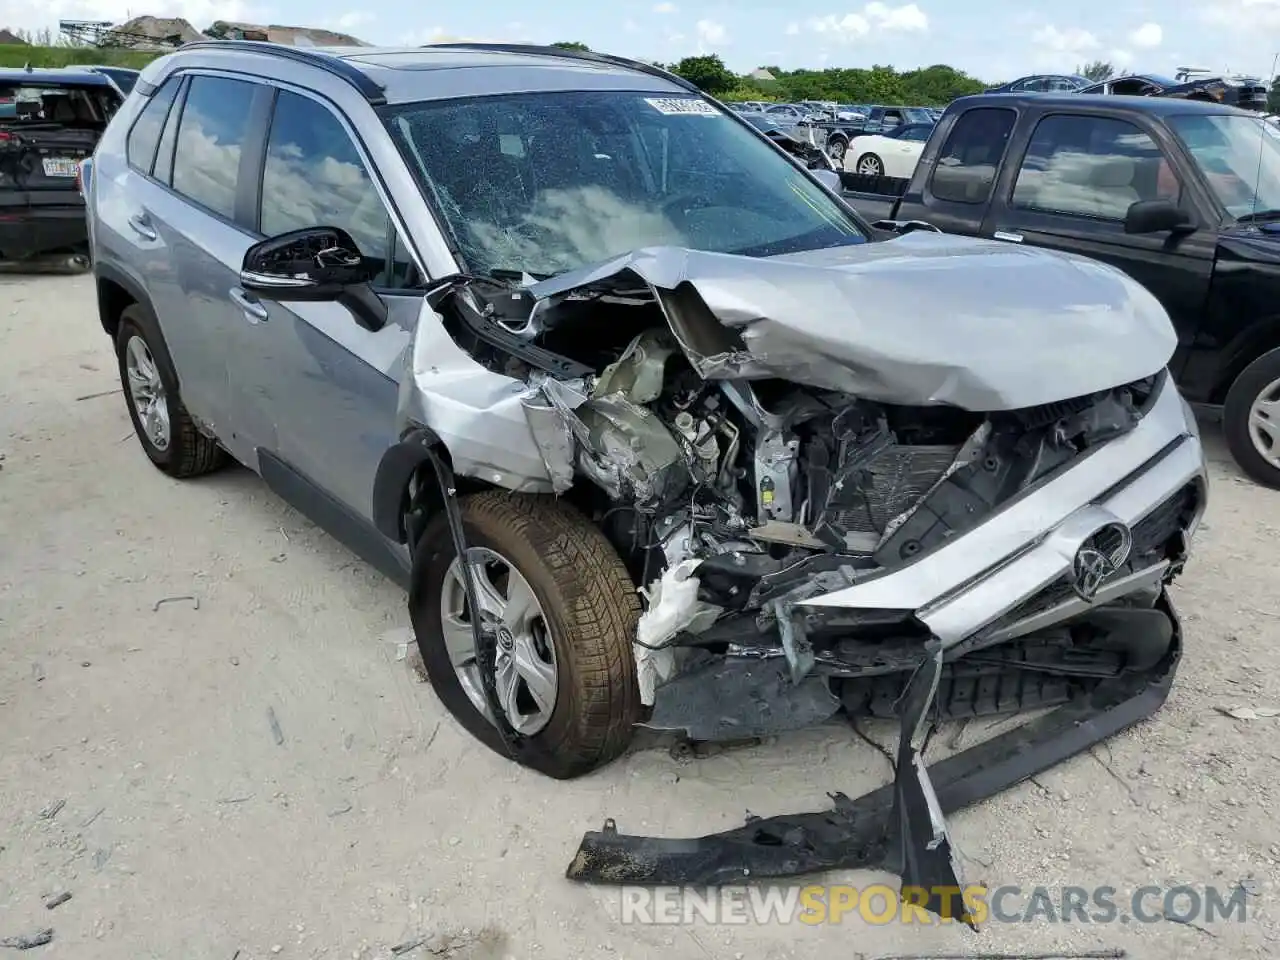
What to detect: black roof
<box><xmin>0</xmin><ymin>66</ymin><xmax>112</xmax><ymax>87</ymax></box>
<box><xmin>951</xmin><ymin>91</ymin><xmax>1258</xmax><ymax>118</ymax></box>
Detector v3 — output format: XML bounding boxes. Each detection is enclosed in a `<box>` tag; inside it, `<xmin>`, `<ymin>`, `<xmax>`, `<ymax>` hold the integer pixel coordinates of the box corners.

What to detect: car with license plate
<box><xmin>0</xmin><ymin>66</ymin><xmax>124</xmax><ymax>264</ymax></box>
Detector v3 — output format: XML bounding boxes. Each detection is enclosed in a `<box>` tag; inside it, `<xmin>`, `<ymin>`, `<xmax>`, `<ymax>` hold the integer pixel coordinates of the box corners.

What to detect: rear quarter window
<box><xmin>126</xmin><ymin>77</ymin><xmax>181</xmax><ymax>175</ymax></box>
<box><xmin>930</xmin><ymin>107</ymin><xmax>1017</xmax><ymax>204</ymax></box>
<box><xmin>170</xmin><ymin>75</ymin><xmax>258</xmax><ymax>221</ymax></box>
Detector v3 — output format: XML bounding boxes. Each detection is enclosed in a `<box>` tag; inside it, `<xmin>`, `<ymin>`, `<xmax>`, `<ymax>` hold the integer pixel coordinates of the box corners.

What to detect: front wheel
<box><xmin>856</xmin><ymin>153</ymin><xmax>884</xmax><ymax>176</ymax></box>
<box><xmin>114</xmin><ymin>305</ymin><xmax>225</xmax><ymax>478</ymax></box>
<box><xmin>1223</xmin><ymin>346</ymin><xmax>1280</xmax><ymax>488</ymax></box>
<box><xmin>410</xmin><ymin>491</ymin><xmax>641</xmax><ymax>779</ymax></box>
<box><xmin>826</xmin><ymin>137</ymin><xmax>848</xmax><ymax>165</ymax></box>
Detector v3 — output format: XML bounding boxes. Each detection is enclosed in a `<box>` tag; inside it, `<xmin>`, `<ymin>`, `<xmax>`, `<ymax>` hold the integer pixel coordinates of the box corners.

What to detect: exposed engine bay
<box><xmin>427</xmin><ymin>260</ymin><xmax>1175</xmax><ymax>721</ymax></box>
<box><xmin>413</xmin><ymin>234</ymin><xmax>1205</xmax><ymax>922</ymax></box>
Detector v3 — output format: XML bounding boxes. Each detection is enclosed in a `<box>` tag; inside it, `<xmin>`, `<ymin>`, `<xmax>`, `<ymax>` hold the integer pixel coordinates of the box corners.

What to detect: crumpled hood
<box><xmin>527</xmin><ymin>231</ymin><xmax>1177</xmax><ymax>411</ymax></box>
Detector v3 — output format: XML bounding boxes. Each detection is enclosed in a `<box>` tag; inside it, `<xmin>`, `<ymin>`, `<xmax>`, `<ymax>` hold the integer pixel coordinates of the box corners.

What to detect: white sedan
<box><xmin>843</xmin><ymin>123</ymin><xmax>933</xmax><ymax>178</ymax></box>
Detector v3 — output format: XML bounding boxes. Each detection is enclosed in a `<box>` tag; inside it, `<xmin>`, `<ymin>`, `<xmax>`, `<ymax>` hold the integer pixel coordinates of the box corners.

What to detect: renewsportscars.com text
<box><xmin>618</xmin><ymin>883</ymin><xmax>1249</xmax><ymax>926</ymax></box>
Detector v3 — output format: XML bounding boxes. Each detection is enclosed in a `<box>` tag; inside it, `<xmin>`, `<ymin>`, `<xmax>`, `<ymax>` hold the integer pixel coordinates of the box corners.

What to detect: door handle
<box><xmin>127</xmin><ymin>213</ymin><xmax>156</xmax><ymax>241</ymax></box>
<box><xmin>229</xmin><ymin>287</ymin><xmax>269</xmax><ymax>322</ymax></box>
<box><xmin>993</xmin><ymin>230</ymin><xmax>1024</xmax><ymax>243</ymax></box>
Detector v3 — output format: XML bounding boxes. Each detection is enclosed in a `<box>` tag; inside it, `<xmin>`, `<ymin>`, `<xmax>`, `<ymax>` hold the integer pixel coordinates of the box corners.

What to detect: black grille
<box><xmin>1015</xmin><ymin>394</ymin><xmax>1099</xmax><ymax>430</ymax></box>
<box><xmin>828</xmin><ymin>445</ymin><xmax>960</xmax><ymax>534</ymax></box>
<box><xmin>1130</xmin><ymin>482</ymin><xmax>1201</xmax><ymax>564</ymax></box>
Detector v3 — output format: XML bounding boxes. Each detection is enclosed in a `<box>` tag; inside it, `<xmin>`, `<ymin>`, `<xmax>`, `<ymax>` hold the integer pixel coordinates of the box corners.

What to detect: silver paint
<box><xmin>93</xmin><ymin>45</ymin><xmax>1210</xmax><ymax>687</ymax></box>
<box><xmin>528</xmin><ymin>233</ymin><xmax>1179</xmax><ymax>411</ymax></box>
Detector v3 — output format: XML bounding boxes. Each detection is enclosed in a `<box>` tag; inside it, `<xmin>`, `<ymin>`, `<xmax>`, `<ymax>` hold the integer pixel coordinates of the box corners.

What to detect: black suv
<box><xmin>0</xmin><ymin>66</ymin><xmax>125</xmax><ymax>263</ymax></box>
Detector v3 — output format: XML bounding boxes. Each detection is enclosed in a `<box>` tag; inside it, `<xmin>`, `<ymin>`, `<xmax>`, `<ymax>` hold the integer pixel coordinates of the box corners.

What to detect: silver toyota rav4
<box><xmin>84</xmin><ymin>41</ymin><xmax>1208</xmax><ymax>915</ymax></box>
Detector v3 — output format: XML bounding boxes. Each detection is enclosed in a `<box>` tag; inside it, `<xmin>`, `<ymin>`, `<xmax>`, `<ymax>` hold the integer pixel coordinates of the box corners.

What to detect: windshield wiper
<box><xmin>1236</xmin><ymin>209</ymin><xmax>1280</xmax><ymax>223</ymax></box>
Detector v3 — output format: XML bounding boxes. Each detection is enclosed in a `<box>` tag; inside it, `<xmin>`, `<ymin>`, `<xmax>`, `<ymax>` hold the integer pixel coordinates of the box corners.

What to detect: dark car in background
<box><xmin>0</xmin><ymin>66</ymin><xmax>126</xmax><ymax>264</ymax></box>
<box><xmin>986</xmin><ymin>74</ymin><xmax>1091</xmax><ymax>94</ymax></box>
<box><xmin>1081</xmin><ymin>72</ymin><xmax>1268</xmax><ymax>111</ymax></box>
<box><xmin>66</xmin><ymin>65</ymin><xmax>142</xmax><ymax>98</ymax></box>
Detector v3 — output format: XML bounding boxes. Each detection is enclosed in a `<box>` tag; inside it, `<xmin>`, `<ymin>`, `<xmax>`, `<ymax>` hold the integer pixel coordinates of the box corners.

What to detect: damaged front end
<box><xmin>406</xmin><ymin>233</ymin><xmax>1207</xmax><ymax>920</ymax></box>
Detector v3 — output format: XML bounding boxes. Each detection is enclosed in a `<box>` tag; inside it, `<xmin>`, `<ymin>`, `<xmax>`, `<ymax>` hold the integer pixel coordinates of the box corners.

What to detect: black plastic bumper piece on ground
<box><xmin>566</xmin><ymin>594</ymin><xmax>1181</xmax><ymax>916</ymax></box>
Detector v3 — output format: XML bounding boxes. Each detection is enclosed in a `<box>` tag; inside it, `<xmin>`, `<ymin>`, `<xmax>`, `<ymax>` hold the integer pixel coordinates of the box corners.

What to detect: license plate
<box><xmin>42</xmin><ymin>158</ymin><xmax>77</xmax><ymax>178</ymax></box>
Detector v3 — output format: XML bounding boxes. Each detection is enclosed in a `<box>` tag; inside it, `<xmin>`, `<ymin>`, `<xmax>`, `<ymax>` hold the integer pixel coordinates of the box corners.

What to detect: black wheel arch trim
<box><xmin>372</xmin><ymin>424</ymin><xmax>446</xmax><ymax>543</ymax></box>
<box><xmin>1211</xmin><ymin>315</ymin><xmax>1280</xmax><ymax>403</ymax></box>
<box><xmin>94</xmin><ymin>262</ymin><xmax>153</xmax><ymax>336</ymax></box>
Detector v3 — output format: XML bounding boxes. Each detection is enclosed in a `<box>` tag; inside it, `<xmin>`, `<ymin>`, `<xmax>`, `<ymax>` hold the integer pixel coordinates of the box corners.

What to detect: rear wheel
<box><xmin>856</xmin><ymin>152</ymin><xmax>884</xmax><ymax>176</ymax></box>
<box><xmin>114</xmin><ymin>305</ymin><xmax>225</xmax><ymax>478</ymax></box>
<box><xmin>410</xmin><ymin>490</ymin><xmax>641</xmax><ymax>779</ymax></box>
<box><xmin>1223</xmin><ymin>346</ymin><xmax>1280</xmax><ymax>488</ymax></box>
<box><xmin>826</xmin><ymin>136</ymin><xmax>848</xmax><ymax>166</ymax></box>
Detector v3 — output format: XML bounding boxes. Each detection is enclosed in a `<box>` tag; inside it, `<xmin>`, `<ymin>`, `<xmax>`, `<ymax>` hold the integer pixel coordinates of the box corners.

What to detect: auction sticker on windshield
<box><xmin>644</xmin><ymin>97</ymin><xmax>720</xmax><ymax>116</ymax></box>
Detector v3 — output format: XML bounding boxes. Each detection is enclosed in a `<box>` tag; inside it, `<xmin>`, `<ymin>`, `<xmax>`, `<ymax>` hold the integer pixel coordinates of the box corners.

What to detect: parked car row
<box><xmin>989</xmin><ymin>70</ymin><xmax>1269</xmax><ymax>112</ymax></box>
<box><xmin>726</xmin><ymin>100</ymin><xmax>941</xmax><ymax>166</ymax></box>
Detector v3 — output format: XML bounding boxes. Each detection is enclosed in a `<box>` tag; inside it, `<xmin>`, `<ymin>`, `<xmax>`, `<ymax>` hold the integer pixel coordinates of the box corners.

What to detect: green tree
<box><xmin>1268</xmin><ymin>76</ymin><xmax>1280</xmax><ymax>113</ymax></box>
<box><xmin>672</xmin><ymin>54</ymin><xmax>736</xmax><ymax>95</ymax></box>
<box><xmin>1077</xmin><ymin>60</ymin><xmax>1114</xmax><ymax>82</ymax></box>
<box><xmin>551</xmin><ymin>41</ymin><xmax>590</xmax><ymax>51</ymax></box>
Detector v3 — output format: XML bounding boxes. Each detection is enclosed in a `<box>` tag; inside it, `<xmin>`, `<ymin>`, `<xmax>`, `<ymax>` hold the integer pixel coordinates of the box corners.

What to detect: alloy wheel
<box><xmin>124</xmin><ymin>335</ymin><xmax>171</xmax><ymax>452</ymax></box>
<box><xmin>440</xmin><ymin>548</ymin><xmax>559</xmax><ymax>736</ymax></box>
<box><xmin>1248</xmin><ymin>375</ymin><xmax>1280</xmax><ymax>469</ymax></box>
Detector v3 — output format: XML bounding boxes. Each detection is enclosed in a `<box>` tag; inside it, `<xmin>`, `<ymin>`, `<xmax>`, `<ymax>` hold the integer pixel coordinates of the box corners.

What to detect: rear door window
<box><xmin>170</xmin><ymin>75</ymin><xmax>257</xmax><ymax>221</ymax></box>
<box><xmin>126</xmin><ymin>76</ymin><xmax>181</xmax><ymax>175</ymax></box>
<box><xmin>930</xmin><ymin>107</ymin><xmax>1017</xmax><ymax>203</ymax></box>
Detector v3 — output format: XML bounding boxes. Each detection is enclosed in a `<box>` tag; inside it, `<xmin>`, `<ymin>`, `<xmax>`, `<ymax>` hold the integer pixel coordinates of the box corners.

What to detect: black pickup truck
<box><xmin>840</xmin><ymin>92</ymin><xmax>1280</xmax><ymax>488</ymax></box>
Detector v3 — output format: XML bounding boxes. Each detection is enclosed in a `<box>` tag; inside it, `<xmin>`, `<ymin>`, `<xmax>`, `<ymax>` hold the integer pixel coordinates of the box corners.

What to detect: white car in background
<box><xmin>843</xmin><ymin>122</ymin><xmax>933</xmax><ymax>177</ymax></box>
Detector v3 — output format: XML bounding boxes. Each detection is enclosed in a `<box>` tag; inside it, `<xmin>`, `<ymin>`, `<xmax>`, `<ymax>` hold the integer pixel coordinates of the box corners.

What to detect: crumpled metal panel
<box><xmin>399</xmin><ymin>303</ymin><xmax>557</xmax><ymax>492</ymax></box>
<box><xmin>527</xmin><ymin>231</ymin><xmax>1178</xmax><ymax>412</ymax></box>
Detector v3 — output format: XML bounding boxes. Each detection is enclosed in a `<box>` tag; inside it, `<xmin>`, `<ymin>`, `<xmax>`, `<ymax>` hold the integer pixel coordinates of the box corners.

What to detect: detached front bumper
<box><xmin>568</xmin><ymin>592</ymin><xmax>1180</xmax><ymax>892</ymax></box>
<box><xmin>566</xmin><ymin>375</ymin><xmax>1206</xmax><ymax>919</ymax></box>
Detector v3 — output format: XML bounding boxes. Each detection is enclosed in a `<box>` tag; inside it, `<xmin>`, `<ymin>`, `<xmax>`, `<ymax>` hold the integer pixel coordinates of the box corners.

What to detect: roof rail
<box><xmin>174</xmin><ymin>40</ymin><xmax>387</xmax><ymax>104</ymax></box>
<box><xmin>423</xmin><ymin>42</ymin><xmax>703</xmax><ymax>96</ymax></box>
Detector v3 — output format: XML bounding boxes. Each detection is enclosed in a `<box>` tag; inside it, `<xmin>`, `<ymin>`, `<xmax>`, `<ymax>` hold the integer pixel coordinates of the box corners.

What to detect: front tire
<box><xmin>1223</xmin><ymin>346</ymin><xmax>1280</xmax><ymax>488</ymax></box>
<box><xmin>856</xmin><ymin>152</ymin><xmax>884</xmax><ymax>176</ymax></box>
<box><xmin>114</xmin><ymin>305</ymin><xmax>225</xmax><ymax>478</ymax></box>
<box><xmin>410</xmin><ymin>491</ymin><xmax>641</xmax><ymax>779</ymax></box>
<box><xmin>826</xmin><ymin>136</ymin><xmax>848</xmax><ymax>166</ymax></box>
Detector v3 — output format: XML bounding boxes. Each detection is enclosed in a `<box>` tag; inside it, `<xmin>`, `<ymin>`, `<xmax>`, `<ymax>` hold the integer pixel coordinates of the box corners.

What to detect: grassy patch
<box><xmin>0</xmin><ymin>46</ymin><xmax>162</xmax><ymax>70</ymax></box>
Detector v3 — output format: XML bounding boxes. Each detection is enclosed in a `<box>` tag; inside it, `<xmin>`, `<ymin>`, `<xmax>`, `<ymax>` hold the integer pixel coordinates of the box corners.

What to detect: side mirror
<box><xmin>1124</xmin><ymin>199</ymin><xmax>1193</xmax><ymax>235</ymax></box>
<box><xmin>240</xmin><ymin>226</ymin><xmax>388</xmax><ymax>332</ymax></box>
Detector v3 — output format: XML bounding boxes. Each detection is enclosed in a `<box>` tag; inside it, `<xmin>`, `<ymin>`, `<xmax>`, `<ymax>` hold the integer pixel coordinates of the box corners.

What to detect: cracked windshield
<box><xmin>383</xmin><ymin>90</ymin><xmax>865</xmax><ymax>277</ymax></box>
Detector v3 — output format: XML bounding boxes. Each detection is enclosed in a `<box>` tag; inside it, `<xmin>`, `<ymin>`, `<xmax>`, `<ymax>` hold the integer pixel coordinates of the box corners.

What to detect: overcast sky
<box><xmin>4</xmin><ymin>0</ymin><xmax>1277</xmax><ymax>84</ymax></box>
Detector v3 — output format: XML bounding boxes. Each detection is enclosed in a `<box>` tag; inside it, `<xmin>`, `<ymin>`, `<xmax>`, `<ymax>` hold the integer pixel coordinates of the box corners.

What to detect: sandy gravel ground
<box><xmin>2</xmin><ymin>271</ymin><xmax>1279</xmax><ymax>960</ymax></box>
